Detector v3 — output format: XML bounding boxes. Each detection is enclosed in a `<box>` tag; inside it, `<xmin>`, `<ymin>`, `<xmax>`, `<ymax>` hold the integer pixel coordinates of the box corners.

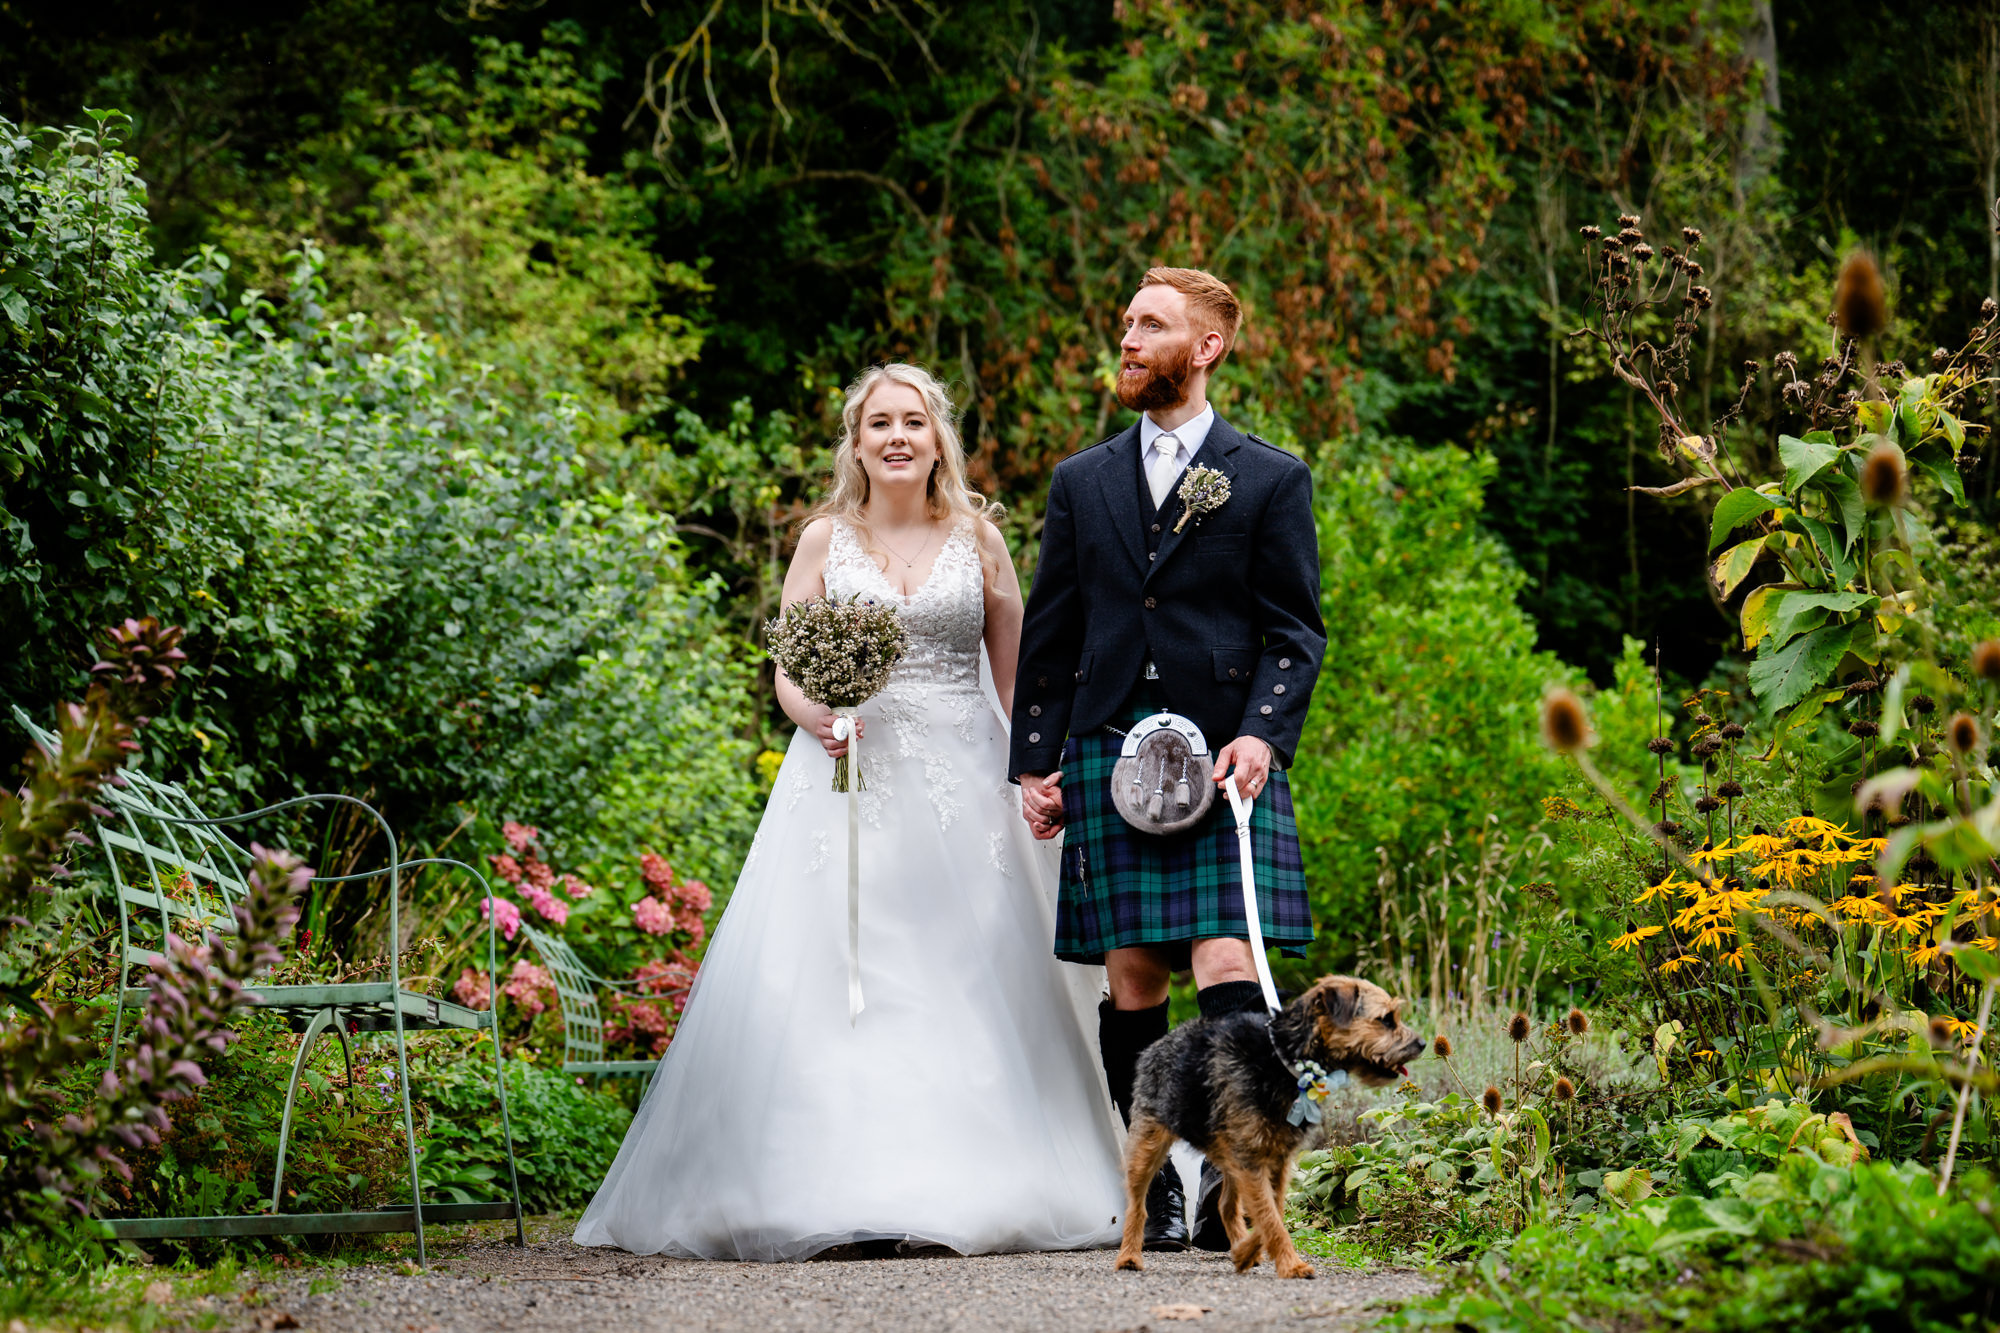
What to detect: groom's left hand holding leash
<box><xmin>1213</xmin><ymin>736</ymin><xmax>1273</xmax><ymax>799</ymax></box>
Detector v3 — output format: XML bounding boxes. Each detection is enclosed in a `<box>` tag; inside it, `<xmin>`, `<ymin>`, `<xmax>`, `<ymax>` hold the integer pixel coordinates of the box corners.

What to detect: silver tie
<box><xmin>1148</xmin><ymin>432</ymin><xmax>1185</xmax><ymax>509</ymax></box>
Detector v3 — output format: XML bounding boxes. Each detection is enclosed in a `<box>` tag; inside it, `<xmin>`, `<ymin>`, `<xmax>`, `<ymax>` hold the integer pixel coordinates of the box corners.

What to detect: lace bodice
<box><xmin>824</xmin><ymin>517</ymin><xmax>985</xmax><ymax>696</ymax></box>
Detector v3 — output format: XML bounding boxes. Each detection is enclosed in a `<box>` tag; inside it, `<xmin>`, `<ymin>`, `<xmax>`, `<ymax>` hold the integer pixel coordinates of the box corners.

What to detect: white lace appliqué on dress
<box><xmin>823</xmin><ymin>518</ymin><xmax>986</xmax><ymax>830</ymax></box>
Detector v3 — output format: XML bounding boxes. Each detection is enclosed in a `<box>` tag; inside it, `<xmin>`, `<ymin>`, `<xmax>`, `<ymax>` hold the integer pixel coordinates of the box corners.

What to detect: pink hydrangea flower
<box><xmin>640</xmin><ymin>853</ymin><xmax>674</xmax><ymax>898</ymax></box>
<box><xmin>453</xmin><ymin>967</ymin><xmax>492</xmax><ymax>1009</ymax></box>
<box><xmin>502</xmin><ymin>959</ymin><xmax>554</xmax><ymax>1015</ymax></box>
<box><xmin>503</xmin><ymin>821</ymin><xmax>540</xmax><ymax>855</ymax></box>
<box><xmin>560</xmin><ymin>874</ymin><xmax>594</xmax><ymax>899</ymax></box>
<box><xmin>480</xmin><ymin>896</ymin><xmax>522</xmax><ymax>941</ymax></box>
<box><xmin>487</xmin><ymin>853</ymin><xmax>524</xmax><ymax>886</ymax></box>
<box><xmin>525</xmin><ymin>859</ymin><xmax>555</xmax><ymax>892</ymax></box>
<box><xmin>633</xmin><ymin>895</ymin><xmax>674</xmax><ymax>936</ymax></box>
<box><xmin>524</xmin><ymin>885</ymin><xmax>569</xmax><ymax>926</ymax></box>
<box><xmin>676</xmin><ymin>878</ymin><xmax>713</xmax><ymax>912</ymax></box>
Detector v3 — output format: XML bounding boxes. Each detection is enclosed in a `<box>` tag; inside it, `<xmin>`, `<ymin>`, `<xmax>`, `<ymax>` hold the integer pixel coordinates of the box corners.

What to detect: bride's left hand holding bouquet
<box><xmin>765</xmin><ymin>595</ymin><xmax>909</xmax><ymax>791</ymax></box>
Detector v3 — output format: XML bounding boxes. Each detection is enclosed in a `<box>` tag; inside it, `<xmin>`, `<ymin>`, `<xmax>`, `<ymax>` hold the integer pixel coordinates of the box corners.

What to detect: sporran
<box><xmin>1110</xmin><ymin>712</ymin><xmax>1216</xmax><ymax>834</ymax></box>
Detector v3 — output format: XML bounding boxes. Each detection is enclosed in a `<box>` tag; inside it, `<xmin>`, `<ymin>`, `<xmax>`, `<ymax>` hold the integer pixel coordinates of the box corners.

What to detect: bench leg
<box><xmin>272</xmin><ymin>1007</ymin><xmax>338</xmax><ymax>1214</ymax></box>
<box><xmin>493</xmin><ymin>1030</ymin><xmax>526</xmax><ymax>1247</ymax></box>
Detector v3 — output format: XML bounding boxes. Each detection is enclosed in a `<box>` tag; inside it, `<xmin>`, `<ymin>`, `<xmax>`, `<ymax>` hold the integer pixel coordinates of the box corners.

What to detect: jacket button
<box><xmin>1273</xmin><ymin>684</ymin><xmax>1286</xmax><ymax>695</ymax></box>
<box><xmin>1148</xmin><ymin>552</ymin><xmax>1156</xmax><ymax>561</ymax></box>
<box><xmin>1028</xmin><ymin>732</ymin><xmax>1041</xmax><ymax>744</ymax></box>
<box><xmin>1228</xmin><ymin>667</ymin><xmax>1239</xmax><ymax>679</ymax></box>
<box><xmin>1144</xmin><ymin>597</ymin><xmax>1157</xmax><ymax>610</ymax></box>
<box><xmin>1259</xmin><ymin>705</ymin><xmax>1273</xmax><ymax>716</ymax></box>
<box><xmin>1029</xmin><ymin>705</ymin><xmax>1042</xmax><ymax>717</ymax></box>
<box><xmin>1279</xmin><ymin>658</ymin><xmax>1292</xmax><ymax>670</ymax></box>
<box><xmin>1151</xmin><ymin>523</ymin><xmax>1162</xmax><ymax>533</ymax></box>
<box><xmin>1074</xmin><ymin>670</ymin><xmax>1082</xmax><ymax>682</ymax></box>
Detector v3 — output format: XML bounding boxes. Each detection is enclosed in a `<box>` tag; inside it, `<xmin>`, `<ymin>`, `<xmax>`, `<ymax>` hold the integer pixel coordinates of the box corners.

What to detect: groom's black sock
<box><xmin>1196</xmin><ymin>979</ymin><xmax>1267</xmax><ymax>1019</ymax></box>
<box><xmin>1097</xmin><ymin>998</ymin><xmax>1169</xmax><ymax>1125</ymax></box>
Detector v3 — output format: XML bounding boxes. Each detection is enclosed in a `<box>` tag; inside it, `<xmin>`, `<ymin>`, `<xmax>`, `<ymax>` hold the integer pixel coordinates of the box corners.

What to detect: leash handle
<box><xmin>1224</xmin><ymin>773</ymin><xmax>1281</xmax><ymax>1013</ymax></box>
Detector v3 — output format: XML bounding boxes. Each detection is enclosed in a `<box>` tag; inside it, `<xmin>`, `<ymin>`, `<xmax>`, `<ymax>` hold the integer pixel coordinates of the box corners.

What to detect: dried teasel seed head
<box><xmin>1691</xmin><ymin>734</ymin><xmax>1725</xmax><ymax>758</ymax></box>
<box><xmin>1553</xmin><ymin>1076</ymin><xmax>1576</xmax><ymax>1103</ymax></box>
<box><xmin>1694</xmin><ymin>795</ymin><xmax>1724</xmax><ymax>813</ymax></box>
<box><xmin>1933</xmin><ymin>346</ymin><xmax>1951</xmax><ymax>365</ymax></box>
<box><xmin>1567</xmin><ymin>1008</ymin><xmax>1590</xmax><ymax>1036</ymax></box>
<box><xmin>1985</xmin><ymin>296</ymin><xmax>1998</xmax><ymax>321</ymax></box>
<box><xmin>1434</xmin><ymin>1034</ymin><xmax>1454</xmax><ymax>1059</ymax></box>
<box><xmin>1653</xmin><ymin>820</ymin><xmax>1683</xmax><ymax>837</ymax></box>
<box><xmin>1847</xmin><ymin>720</ymin><xmax>1881</xmax><ymax>739</ymax></box>
<box><xmin>1845</xmin><ymin>678</ymin><xmax>1881</xmax><ymax>696</ymax></box>
<box><xmin>1508</xmin><ymin>1012</ymin><xmax>1532</xmax><ymax>1043</ymax></box>
<box><xmin>1647</xmin><ymin>736</ymin><xmax>1675</xmax><ymax>755</ymax></box>
<box><xmin>1619</xmin><ymin>213</ymin><xmax>1642</xmax><ymax>228</ymax></box>
<box><xmin>1720</xmin><ymin>721</ymin><xmax>1746</xmax><ymax>739</ymax></box>
<box><xmin>1633</xmin><ymin>243</ymin><xmax>1656</xmax><ymax>261</ymax></box>
<box><xmin>1683</xmin><ymin>226</ymin><xmax>1702</xmax><ymax>245</ymax></box>
<box><xmin>1946</xmin><ymin>711</ymin><xmax>1983</xmax><ymax>756</ymax></box>
<box><xmin>1579</xmin><ymin>224</ymin><xmax>1603</xmax><ymax>240</ymax></box>
<box><xmin>1835</xmin><ymin>251</ymin><xmax>1889</xmax><ymax>340</ymax></box>
<box><xmin>1930</xmin><ymin>1015</ymin><xmax>1954</xmax><ymax>1047</ymax></box>
<box><xmin>1861</xmin><ymin>441</ymin><xmax>1907</xmax><ymax>507</ymax></box>
<box><xmin>1717</xmin><ymin>780</ymin><xmax>1745</xmax><ymax>799</ymax></box>
<box><xmin>1541</xmin><ymin>689</ymin><xmax>1591</xmax><ymax>754</ymax></box>
<box><xmin>1973</xmin><ymin>639</ymin><xmax>2000</xmax><ymax>683</ymax></box>
<box><xmin>1483</xmin><ymin>1085</ymin><xmax>1504</xmax><ymax>1115</ymax></box>
<box><xmin>1910</xmin><ymin>693</ymin><xmax>1937</xmax><ymax>715</ymax></box>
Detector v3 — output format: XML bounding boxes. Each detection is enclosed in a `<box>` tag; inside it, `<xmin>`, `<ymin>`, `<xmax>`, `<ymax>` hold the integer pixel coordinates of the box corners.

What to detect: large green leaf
<box><xmin>1711</xmin><ymin>539</ymin><xmax>1763</xmax><ymax>599</ymax></box>
<box><xmin>1814</xmin><ymin>469</ymin><xmax>1864</xmax><ymax>549</ymax></box>
<box><xmin>1708</xmin><ymin>488</ymin><xmax>1779</xmax><ymax>553</ymax></box>
<box><xmin>1787</xmin><ymin>511</ymin><xmax>1856</xmax><ymax>589</ymax></box>
<box><xmin>1854</xmin><ymin>401</ymin><xmax>1893</xmax><ymax>436</ymax></box>
<box><xmin>1779</xmin><ymin>434</ymin><xmax>1840</xmax><ymax>494</ymax></box>
<box><xmin>1748</xmin><ymin>620</ymin><xmax>1858</xmax><ymax>713</ymax></box>
<box><xmin>1740</xmin><ymin>582</ymin><xmax>1801</xmax><ymax>650</ymax></box>
<box><xmin>1908</xmin><ymin>447</ymin><xmax>1968</xmax><ymax>507</ymax></box>
<box><xmin>1765</xmin><ymin>590</ymin><xmax>1875</xmax><ymax>651</ymax></box>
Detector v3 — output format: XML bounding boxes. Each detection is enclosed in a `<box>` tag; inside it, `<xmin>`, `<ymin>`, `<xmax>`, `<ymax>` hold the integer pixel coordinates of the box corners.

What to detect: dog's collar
<box><xmin>1267</xmin><ymin>1018</ymin><xmax>1349</xmax><ymax>1126</ymax></box>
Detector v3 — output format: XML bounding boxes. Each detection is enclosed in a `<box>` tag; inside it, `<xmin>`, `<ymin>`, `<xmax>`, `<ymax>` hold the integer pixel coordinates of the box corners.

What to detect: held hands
<box><xmin>1213</xmin><ymin>735</ymin><xmax>1273</xmax><ymax>800</ymax></box>
<box><xmin>1019</xmin><ymin>770</ymin><xmax>1065</xmax><ymax>840</ymax></box>
<box><xmin>811</xmin><ymin>706</ymin><xmax>865</xmax><ymax>759</ymax></box>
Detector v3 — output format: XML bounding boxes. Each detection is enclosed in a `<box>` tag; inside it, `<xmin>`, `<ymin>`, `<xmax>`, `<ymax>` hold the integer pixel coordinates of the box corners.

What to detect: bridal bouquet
<box><xmin>765</xmin><ymin>595</ymin><xmax>908</xmax><ymax>791</ymax></box>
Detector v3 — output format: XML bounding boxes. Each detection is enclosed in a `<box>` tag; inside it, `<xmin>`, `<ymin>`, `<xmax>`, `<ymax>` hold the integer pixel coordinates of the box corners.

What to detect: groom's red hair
<box><xmin>1138</xmin><ymin>267</ymin><xmax>1242</xmax><ymax>361</ymax></box>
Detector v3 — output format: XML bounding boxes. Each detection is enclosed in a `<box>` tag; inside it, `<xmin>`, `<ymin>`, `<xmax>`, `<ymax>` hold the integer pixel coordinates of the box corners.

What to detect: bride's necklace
<box><xmin>874</xmin><ymin>522</ymin><xmax>939</xmax><ymax>570</ymax></box>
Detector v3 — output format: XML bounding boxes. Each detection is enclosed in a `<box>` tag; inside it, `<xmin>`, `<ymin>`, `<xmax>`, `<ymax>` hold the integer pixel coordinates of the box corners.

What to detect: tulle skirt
<box><xmin>573</xmin><ymin>683</ymin><xmax>1126</xmax><ymax>1261</ymax></box>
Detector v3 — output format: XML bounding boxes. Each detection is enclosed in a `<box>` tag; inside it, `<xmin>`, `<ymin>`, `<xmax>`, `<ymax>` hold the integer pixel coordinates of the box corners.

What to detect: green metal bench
<box><xmin>14</xmin><ymin>707</ymin><xmax>524</xmax><ymax>1264</ymax></box>
<box><xmin>520</xmin><ymin>923</ymin><xmax>660</xmax><ymax>1090</ymax></box>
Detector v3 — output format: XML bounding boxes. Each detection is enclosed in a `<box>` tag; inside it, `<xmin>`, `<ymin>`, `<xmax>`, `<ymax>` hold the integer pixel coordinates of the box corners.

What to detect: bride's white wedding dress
<box><xmin>574</xmin><ymin>517</ymin><xmax>1126</xmax><ymax>1261</ymax></box>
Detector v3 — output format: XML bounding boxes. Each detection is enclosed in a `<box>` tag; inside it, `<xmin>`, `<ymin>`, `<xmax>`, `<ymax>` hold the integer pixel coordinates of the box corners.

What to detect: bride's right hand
<box><xmin>811</xmin><ymin>707</ymin><xmax>865</xmax><ymax>759</ymax></box>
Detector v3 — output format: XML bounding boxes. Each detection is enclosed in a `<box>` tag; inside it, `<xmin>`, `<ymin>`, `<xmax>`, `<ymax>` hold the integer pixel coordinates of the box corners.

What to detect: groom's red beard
<box><xmin>1115</xmin><ymin>339</ymin><xmax>1195</xmax><ymax>413</ymax></box>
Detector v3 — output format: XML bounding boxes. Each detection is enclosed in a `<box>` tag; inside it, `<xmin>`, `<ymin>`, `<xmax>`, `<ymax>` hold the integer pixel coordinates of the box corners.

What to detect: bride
<box><xmin>574</xmin><ymin>363</ymin><xmax>1127</xmax><ymax>1261</ymax></box>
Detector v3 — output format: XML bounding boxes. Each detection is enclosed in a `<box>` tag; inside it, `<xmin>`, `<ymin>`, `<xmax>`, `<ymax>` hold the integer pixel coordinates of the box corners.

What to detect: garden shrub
<box><xmin>1287</xmin><ymin>438</ymin><xmax>1578</xmax><ymax>974</ymax></box>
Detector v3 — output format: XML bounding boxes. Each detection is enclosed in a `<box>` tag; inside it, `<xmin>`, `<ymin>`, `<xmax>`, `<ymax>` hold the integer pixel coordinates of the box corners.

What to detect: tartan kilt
<box><xmin>1053</xmin><ymin>683</ymin><xmax>1314</xmax><ymax>965</ymax></box>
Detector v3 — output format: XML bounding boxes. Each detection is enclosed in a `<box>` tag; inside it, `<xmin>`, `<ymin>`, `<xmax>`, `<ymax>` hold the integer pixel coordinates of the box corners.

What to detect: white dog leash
<box><xmin>1223</xmin><ymin>772</ymin><xmax>1281</xmax><ymax>1013</ymax></box>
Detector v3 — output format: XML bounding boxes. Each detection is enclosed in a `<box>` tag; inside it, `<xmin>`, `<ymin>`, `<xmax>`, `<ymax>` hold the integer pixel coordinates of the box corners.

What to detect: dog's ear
<box><xmin>1317</xmin><ymin>980</ymin><xmax>1359</xmax><ymax>1026</ymax></box>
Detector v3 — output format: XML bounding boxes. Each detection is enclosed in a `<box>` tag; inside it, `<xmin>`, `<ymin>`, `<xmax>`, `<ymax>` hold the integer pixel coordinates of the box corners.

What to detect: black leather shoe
<box><xmin>1192</xmin><ymin>1160</ymin><xmax>1231</xmax><ymax>1251</ymax></box>
<box><xmin>1142</xmin><ymin>1160</ymin><xmax>1190</xmax><ymax>1251</ymax></box>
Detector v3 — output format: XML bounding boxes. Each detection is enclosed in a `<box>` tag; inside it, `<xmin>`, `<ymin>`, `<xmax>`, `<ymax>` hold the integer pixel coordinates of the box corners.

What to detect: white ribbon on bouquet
<box><xmin>1224</xmin><ymin>772</ymin><xmax>1281</xmax><ymax>1013</ymax></box>
<box><xmin>830</xmin><ymin>710</ymin><xmax>865</xmax><ymax>1023</ymax></box>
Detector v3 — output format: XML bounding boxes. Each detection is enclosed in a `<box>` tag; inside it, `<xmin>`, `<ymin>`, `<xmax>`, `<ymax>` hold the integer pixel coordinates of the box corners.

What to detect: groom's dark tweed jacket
<box><xmin>1008</xmin><ymin>413</ymin><xmax>1326</xmax><ymax>778</ymax></box>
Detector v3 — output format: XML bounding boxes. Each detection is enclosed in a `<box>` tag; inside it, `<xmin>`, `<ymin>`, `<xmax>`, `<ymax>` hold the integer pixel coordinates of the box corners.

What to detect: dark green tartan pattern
<box><xmin>1053</xmin><ymin>684</ymin><xmax>1313</xmax><ymax>964</ymax></box>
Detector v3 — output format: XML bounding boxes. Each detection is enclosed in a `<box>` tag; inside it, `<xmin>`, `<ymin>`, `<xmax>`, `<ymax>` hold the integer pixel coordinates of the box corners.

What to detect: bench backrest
<box><xmin>519</xmin><ymin>923</ymin><xmax>607</xmax><ymax>1067</ymax></box>
<box><xmin>13</xmin><ymin>706</ymin><xmax>255</xmax><ymax>982</ymax></box>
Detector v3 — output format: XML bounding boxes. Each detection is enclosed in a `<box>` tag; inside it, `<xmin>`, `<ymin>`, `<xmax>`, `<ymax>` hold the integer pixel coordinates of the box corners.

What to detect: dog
<box><xmin>1113</xmin><ymin>976</ymin><xmax>1426</xmax><ymax>1278</ymax></box>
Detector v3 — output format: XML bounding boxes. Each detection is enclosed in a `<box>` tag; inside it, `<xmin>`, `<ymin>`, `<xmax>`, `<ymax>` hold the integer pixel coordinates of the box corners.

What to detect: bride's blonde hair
<box><xmin>810</xmin><ymin>363</ymin><xmax>1002</xmax><ymax>541</ymax></box>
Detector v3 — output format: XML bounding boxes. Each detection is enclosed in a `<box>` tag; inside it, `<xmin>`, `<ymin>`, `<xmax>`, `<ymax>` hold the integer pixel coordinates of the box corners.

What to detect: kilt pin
<box><xmin>1007</xmin><ymin>410</ymin><xmax>1327</xmax><ymax>968</ymax></box>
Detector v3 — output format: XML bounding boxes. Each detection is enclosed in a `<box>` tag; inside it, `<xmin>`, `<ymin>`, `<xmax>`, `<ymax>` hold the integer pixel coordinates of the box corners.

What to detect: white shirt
<box><xmin>1139</xmin><ymin>404</ymin><xmax>1215</xmax><ymax>510</ymax></box>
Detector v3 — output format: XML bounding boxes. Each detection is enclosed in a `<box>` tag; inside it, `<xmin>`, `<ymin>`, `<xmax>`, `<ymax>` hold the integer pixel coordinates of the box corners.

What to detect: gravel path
<box><xmin>216</xmin><ymin>1219</ymin><xmax>1434</xmax><ymax>1333</ymax></box>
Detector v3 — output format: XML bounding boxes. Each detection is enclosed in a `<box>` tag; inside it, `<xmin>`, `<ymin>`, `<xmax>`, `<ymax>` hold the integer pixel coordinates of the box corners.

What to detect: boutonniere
<box><xmin>1173</xmin><ymin>465</ymin><xmax>1231</xmax><ymax>533</ymax></box>
<box><xmin>1286</xmin><ymin>1060</ymin><xmax>1349</xmax><ymax>1126</ymax></box>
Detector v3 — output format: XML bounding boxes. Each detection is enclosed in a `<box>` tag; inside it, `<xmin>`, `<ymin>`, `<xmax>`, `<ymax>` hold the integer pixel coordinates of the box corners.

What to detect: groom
<box><xmin>1009</xmin><ymin>267</ymin><xmax>1325</xmax><ymax>1251</ymax></box>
